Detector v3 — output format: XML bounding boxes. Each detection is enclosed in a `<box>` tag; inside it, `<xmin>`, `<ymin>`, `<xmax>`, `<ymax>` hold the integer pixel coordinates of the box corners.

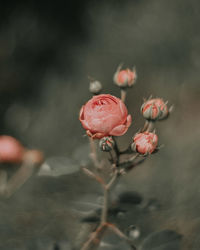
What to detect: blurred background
<box><xmin>0</xmin><ymin>0</ymin><xmax>200</xmax><ymax>249</ymax></box>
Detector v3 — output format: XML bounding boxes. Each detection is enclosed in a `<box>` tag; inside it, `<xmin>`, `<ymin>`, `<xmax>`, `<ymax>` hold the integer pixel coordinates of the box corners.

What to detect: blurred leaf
<box><xmin>38</xmin><ymin>157</ymin><xmax>80</xmax><ymax>177</ymax></box>
<box><xmin>72</xmin><ymin>143</ymin><xmax>90</xmax><ymax>166</ymax></box>
<box><xmin>118</xmin><ymin>191</ymin><xmax>143</xmax><ymax>205</ymax></box>
<box><xmin>141</xmin><ymin>230</ymin><xmax>182</xmax><ymax>250</ymax></box>
<box><xmin>144</xmin><ymin>198</ymin><xmax>161</xmax><ymax>212</ymax></box>
<box><xmin>99</xmin><ymin>231</ymin><xmax>132</xmax><ymax>250</ymax></box>
<box><xmin>81</xmin><ymin>215</ymin><xmax>100</xmax><ymax>223</ymax></box>
<box><xmin>27</xmin><ymin>237</ymin><xmax>72</xmax><ymax>250</ymax></box>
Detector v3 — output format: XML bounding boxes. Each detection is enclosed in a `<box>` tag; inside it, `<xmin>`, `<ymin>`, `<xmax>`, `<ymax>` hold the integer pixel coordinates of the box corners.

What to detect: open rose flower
<box><xmin>79</xmin><ymin>94</ymin><xmax>132</xmax><ymax>139</ymax></box>
<box><xmin>132</xmin><ymin>132</ymin><xmax>158</xmax><ymax>155</ymax></box>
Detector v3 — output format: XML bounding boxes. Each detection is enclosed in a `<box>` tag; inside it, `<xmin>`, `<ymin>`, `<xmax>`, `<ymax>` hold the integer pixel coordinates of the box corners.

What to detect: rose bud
<box><xmin>99</xmin><ymin>137</ymin><xmax>115</xmax><ymax>152</ymax></box>
<box><xmin>79</xmin><ymin>94</ymin><xmax>132</xmax><ymax>139</ymax></box>
<box><xmin>0</xmin><ymin>136</ymin><xmax>25</xmax><ymax>164</ymax></box>
<box><xmin>141</xmin><ymin>98</ymin><xmax>169</xmax><ymax>121</ymax></box>
<box><xmin>113</xmin><ymin>65</ymin><xmax>137</xmax><ymax>88</ymax></box>
<box><xmin>132</xmin><ymin>132</ymin><xmax>158</xmax><ymax>155</ymax></box>
<box><xmin>89</xmin><ymin>80</ymin><xmax>102</xmax><ymax>95</ymax></box>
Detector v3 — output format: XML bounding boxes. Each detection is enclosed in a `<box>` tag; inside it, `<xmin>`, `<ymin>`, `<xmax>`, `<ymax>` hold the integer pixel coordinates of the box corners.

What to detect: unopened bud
<box><xmin>99</xmin><ymin>137</ymin><xmax>115</xmax><ymax>152</ymax></box>
<box><xmin>113</xmin><ymin>64</ymin><xmax>137</xmax><ymax>88</ymax></box>
<box><xmin>89</xmin><ymin>80</ymin><xmax>102</xmax><ymax>95</ymax></box>
<box><xmin>132</xmin><ymin>132</ymin><xmax>158</xmax><ymax>155</ymax></box>
<box><xmin>141</xmin><ymin>98</ymin><xmax>169</xmax><ymax>121</ymax></box>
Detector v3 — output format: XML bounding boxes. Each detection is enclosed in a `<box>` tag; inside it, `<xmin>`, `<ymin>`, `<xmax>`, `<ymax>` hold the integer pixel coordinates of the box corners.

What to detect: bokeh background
<box><xmin>0</xmin><ymin>0</ymin><xmax>200</xmax><ymax>249</ymax></box>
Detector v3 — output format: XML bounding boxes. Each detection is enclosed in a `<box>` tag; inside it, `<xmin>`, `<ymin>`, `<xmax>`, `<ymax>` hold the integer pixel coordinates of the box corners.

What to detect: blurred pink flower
<box><xmin>0</xmin><ymin>136</ymin><xmax>25</xmax><ymax>163</ymax></box>
<box><xmin>79</xmin><ymin>94</ymin><xmax>132</xmax><ymax>139</ymax></box>
<box><xmin>133</xmin><ymin>132</ymin><xmax>158</xmax><ymax>154</ymax></box>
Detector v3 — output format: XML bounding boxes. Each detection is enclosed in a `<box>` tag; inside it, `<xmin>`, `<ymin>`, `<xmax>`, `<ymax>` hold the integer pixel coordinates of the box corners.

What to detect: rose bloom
<box><xmin>79</xmin><ymin>94</ymin><xmax>132</xmax><ymax>139</ymax></box>
<box><xmin>141</xmin><ymin>98</ymin><xmax>168</xmax><ymax>120</ymax></box>
<box><xmin>0</xmin><ymin>136</ymin><xmax>25</xmax><ymax>163</ymax></box>
<box><xmin>133</xmin><ymin>132</ymin><xmax>158</xmax><ymax>154</ymax></box>
<box><xmin>113</xmin><ymin>66</ymin><xmax>137</xmax><ymax>88</ymax></box>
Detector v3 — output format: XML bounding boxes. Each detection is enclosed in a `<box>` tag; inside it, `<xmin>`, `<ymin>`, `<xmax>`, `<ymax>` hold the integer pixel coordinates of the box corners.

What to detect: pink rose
<box><xmin>79</xmin><ymin>94</ymin><xmax>132</xmax><ymax>139</ymax></box>
<box><xmin>113</xmin><ymin>66</ymin><xmax>137</xmax><ymax>88</ymax></box>
<box><xmin>0</xmin><ymin>136</ymin><xmax>25</xmax><ymax>163</ymax></box>
<box><xmin>133</xmin><ymin>132</ymin><xmax>158</xmax><ymax>154</ymax></box>
<box><xmin>141</xmin><ymin>98</ymin><xmax>168</xmax><ymax>120</ymax></box>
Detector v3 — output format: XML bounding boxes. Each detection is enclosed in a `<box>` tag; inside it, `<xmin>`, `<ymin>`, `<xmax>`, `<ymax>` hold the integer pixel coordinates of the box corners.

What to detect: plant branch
<box><xmin>107</xmin><ymin>223</ymin><xmax>136</xmax><ymax>250</ymax></box>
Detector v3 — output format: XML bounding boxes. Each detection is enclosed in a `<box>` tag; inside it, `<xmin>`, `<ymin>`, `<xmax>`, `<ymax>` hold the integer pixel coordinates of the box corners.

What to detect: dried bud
<box><xmin>141</xmin><ymin>98</ymin><xmax>169</xmax><ymax>121</ymax></box>
<box><xmin>89</xmin><ymin>80</ymin><xmax>102</xmax><ymax>95</ymax></box>
<box><xmin>132</xmin><ymin>132</ymin><xmax>158</xmax><ymax>155</ymax></box>
<box><xmin>99</xmin><ymin>137</ymin><xmax>115</xmax><ymax>152</ymax></box>
<box><xmin>113</xmin><ymin>65</ymin><xmax>137</xmax><ymax>88</ymax></box>
<box><xmin>0</xmin><ymin>136</ymin><xmax>25</xmax><ymax>163</ymax></box>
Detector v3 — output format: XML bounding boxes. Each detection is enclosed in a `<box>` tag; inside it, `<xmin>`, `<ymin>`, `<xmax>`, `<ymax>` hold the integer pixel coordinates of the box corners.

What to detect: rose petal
<box><xmin>79</xmin><ymin>106</ymin><xmax>85</xmax><ymax>120</ymax></box>
<box><xmin>126</xmin><ymin>114</ymin><xmax>132</xmax><ymax>127</ymax></box>
<box><xmin>119</xmin><ymin>100</ymin><xmax>128</xmax><ymax>119</ymax></box>
<box><xmin>80</xmin><ymin>119</ymin><xmax>90</xmax><ymax>130</ymax></box>
<box><xmin>109</xmin><ymin>124</ymin><xmax>128</xmax><ymax>136</ymax></box>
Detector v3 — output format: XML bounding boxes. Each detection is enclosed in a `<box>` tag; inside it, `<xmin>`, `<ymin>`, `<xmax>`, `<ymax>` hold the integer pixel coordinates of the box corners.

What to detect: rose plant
<box><xmin>78</xmin><ymin>65</ymin><xmax>173</xmax><ymax>250</ymax></box>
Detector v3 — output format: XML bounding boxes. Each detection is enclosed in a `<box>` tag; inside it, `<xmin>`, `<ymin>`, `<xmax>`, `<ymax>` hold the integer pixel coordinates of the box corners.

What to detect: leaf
<box><xmin>118</xmin><ymin>191</ymin><xmax>143</xmax><ymax>205</ymax></box>
<box><xmin>72</xmin><ymin>143</ymin><xmax>90</xmax><ymax>166</ymax></box>
<box><xmin>37</xmin><ymin>157</ymin><xmax>80</xmax><ymax>177</ymax></box>
<box><xmin>141</xmin><ymin>230</ymin><xmax>182</xmax><ymax>250</ymax></box>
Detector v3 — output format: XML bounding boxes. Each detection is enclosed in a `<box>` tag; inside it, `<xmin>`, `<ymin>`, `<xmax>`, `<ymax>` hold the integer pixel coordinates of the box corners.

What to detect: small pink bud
<box><xmin>141</xmin><ymin>98</ymin><xmax>169</xmax><ymax>121</ymax></box>
<box><xmin>113</xmin><ymin>65</ymin><xmax>137</xmax><ymax>88</ymax></box>
<box><xmin>0</xmin><ymin>136</ymin><xmax>25</xmax><ymax>163</ymax></box>
<box><xmin>133</xmin><ymin>132</ymin><xmax>158</xmax><ymax>155</ymax></box>
<box><xmin>99</xmin><ymin>137</ymin><xmax>115</xmax><ymax>152</ymax></box>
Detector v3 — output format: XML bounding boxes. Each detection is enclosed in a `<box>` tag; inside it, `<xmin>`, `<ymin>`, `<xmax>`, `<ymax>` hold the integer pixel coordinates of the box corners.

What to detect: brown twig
<box><xmin>82</xmin><ymin>167</ymin><xmax>105</xmax><ymax>187</ymax></box>
<box><xmin>107</xmin><ymin>223</ymin><xmax>136</xmax><ymax>250</ymax></box>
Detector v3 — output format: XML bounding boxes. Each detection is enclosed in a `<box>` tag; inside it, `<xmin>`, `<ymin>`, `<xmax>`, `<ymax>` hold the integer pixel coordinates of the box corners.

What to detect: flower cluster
<box><xmin>78</xmin><ymin>64</ymin><xmax>172</xmax><ymax>250</ymax></box>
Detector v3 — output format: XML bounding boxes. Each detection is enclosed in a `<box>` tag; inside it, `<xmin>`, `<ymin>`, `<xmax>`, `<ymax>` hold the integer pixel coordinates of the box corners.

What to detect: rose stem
<box><xmin>128</xmin><ymin>153</ymin><xmax>139</xmax><ymax>162</ymax></box>
<box><xmin>107</xmin><ymin>223</ymin><xmax>136</xmax><ymax>250</ymax></box>
<box><xmin>141</xmin><ymin>120</ymin><xmax>149</xmax><ymax>132</ymax></box>
<box><xmin>146</xmin><ymin>121</ymin><xmax>155</xmax><ymax>132</ymax></box>
<box><xmin>81</xmin><ymin>224</ymin><xmax>107</xmax><ymax>250</ymax></box>
<box><xmin>112</xmin><ymin>137</ymin><xmax>120</xmax><ymax>166</ymax></box>
<box><xmin>4</xmin><ymin>159</ymin><xmax>36</xmax><ymax>198</ymax></box>
<box><xmin>0</xmin><ymin>170</ymin><xmax>7</xmax><ymax>196</ymax></box>
<box><xmin>81</xmin><ymin>171</ymin><xmax>119</xmax><ymax>250</ymax></box>
<box><xmin>89</xmin><ymin>137</ymin><xmax>101</xmax><ymax>170</ymax></box>
<box><xmin>82</xmin><ymin>167</ymin><xmax>105</xmax><ymax>186</ymax></box>
<box><xmin>108</xmin><ymin>151</ymin><xmax>114</xmax><ymax>163</ymax></box>
<box><xmin>120</xmin><ymin>89</ymin><xmax>127</xmax><ymax>102</ymax></box>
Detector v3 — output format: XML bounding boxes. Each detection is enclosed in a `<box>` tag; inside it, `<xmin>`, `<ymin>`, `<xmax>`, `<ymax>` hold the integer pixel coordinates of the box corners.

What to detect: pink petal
<box><xmin>109</xmin><ymin>124</ymin><xmax>128</xmax><ymax>136</ymax></box>
<box><xmin>80</xmin><ymin>119</ymin><xmax>90</xmax><ymax>130</ymax></box>
<box><xmin>125</xmin><ymin>114</ymin><xmax>132</xmax><ymax>127</ymax></box>
<box><xmin>79</xmin><ymin>106</ymin><xmax>84</xmax><ymax>120</ymax></box>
